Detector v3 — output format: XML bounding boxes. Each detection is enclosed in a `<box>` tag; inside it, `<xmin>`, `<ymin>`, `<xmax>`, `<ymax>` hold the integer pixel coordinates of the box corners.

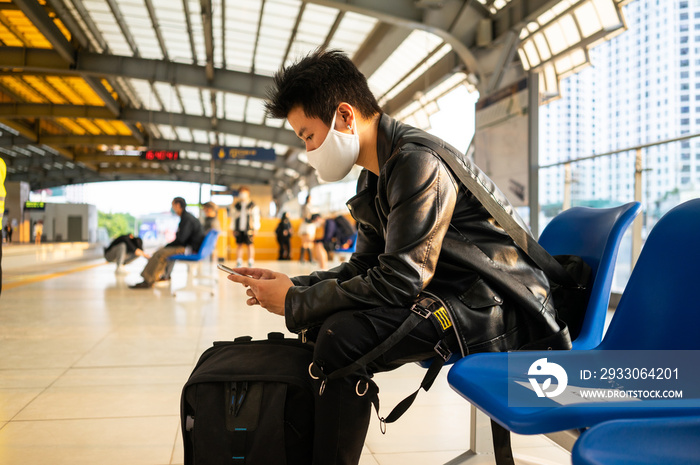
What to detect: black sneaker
<box><xmin>129</xmin><ymin>281</ymin><xmax>153</xmax><ymax>289</ymax></box>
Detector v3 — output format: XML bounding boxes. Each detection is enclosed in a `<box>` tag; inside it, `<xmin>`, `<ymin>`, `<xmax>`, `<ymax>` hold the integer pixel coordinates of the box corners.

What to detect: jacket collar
<box><xmin>375</xmin><ymin>113</ymin><xmax>398</xmax><ymax>172</ymax></box>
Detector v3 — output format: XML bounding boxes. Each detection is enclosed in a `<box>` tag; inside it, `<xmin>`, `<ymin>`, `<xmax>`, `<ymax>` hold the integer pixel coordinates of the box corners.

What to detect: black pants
<box><xmin>307</xmin><ymin>306</ymin><xmax>454</xmax><ymax>465</ymax></box>
<box><xmin>277</xmin><ymin>237</ymin><xmax>291</xmax><ymax>260</ymax></box>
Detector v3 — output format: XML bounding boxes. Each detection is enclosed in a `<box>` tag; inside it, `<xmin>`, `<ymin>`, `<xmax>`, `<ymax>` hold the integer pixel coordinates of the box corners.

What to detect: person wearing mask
<box><xmin>224</xmin><ymin>49</ymin><xmax>569</xmax><ymax>464</ymax></box>
<box><xmin>130</xmin><ymin>197</ymin><xmax>204</xmax><ymax>289</ymax></box>
<box><xmin>104</xmin><ymin>233</ymin><xmax>148</xmax><ymax>274</ymax></box>
<box><xmin>230</xmin><ymin>186</ymin><xmax>260</xmax><ymax>267</ymax></box>
<box><xmin>275</xmin><ymin>212</ymin><xmax>293</xmax><ymax>260</ymax></box>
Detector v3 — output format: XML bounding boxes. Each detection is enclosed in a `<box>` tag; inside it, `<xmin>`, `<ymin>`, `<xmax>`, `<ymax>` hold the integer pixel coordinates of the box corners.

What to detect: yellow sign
<box><xmin>433</xmin><ymin>306</ymin><xmax>452</xmax><ymax>331</ymax></box>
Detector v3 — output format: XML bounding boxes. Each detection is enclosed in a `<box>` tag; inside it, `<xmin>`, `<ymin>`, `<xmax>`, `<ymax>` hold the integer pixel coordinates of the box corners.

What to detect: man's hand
<box><xmin>227</xmin><ymin>268</ymin><xmax>293</xmax><ymax>316</ymax></box>
<box><xmin>135</xmin><ymin>249</ymin><xmax>151</xmax><ymax>259</ymax></box>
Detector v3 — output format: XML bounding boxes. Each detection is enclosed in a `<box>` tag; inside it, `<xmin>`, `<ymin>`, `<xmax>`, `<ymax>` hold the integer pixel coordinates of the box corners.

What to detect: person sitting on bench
<box><xmin>225</xmin><ymin>49</ymin><xmax>569</xmax><ymax>465</ymax></box>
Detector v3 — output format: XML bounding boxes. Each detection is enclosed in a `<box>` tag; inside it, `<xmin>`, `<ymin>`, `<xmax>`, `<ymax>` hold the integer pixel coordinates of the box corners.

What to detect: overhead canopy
<box><xmin>0</xmin><ymin>0</ymin><xmax>629</xmax><ymax>205</ymax></box>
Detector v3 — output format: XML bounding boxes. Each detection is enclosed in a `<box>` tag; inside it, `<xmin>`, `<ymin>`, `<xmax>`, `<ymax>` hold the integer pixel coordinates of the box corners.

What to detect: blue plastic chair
<box><xmin>168</xmin><ymin>230</ymin><xmax>220</xmax><ymax>296</ymax></box>
<box><xmin>538</xmin><ymin>202</ymin><xmax>641</xmax><ymax>349</ymax></box>
<box><xmin>447</xmin><ymin>199</ymin><xmax>700</xmax><ymax>438</ymax></box>
<box><xmin>335</xmin><ymin>232</ymin><xmax>358</xmax><ymax>253</ymax></box>
<box><xmin>572</xmin><ymin>416</ymin><xmax>700</xmax><ymax>465</ymax></box>
<box><xmin>418</xmin><ymin>202</ymin><xmax>640</xmax><ymax>371</ymax></box>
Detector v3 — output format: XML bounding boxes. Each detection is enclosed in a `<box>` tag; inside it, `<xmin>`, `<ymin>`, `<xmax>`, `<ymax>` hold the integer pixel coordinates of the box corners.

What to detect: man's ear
<box><xmin>337</xmin><ymin>103</ymin><xmax>354</xmax><ymax>131</ymax></box>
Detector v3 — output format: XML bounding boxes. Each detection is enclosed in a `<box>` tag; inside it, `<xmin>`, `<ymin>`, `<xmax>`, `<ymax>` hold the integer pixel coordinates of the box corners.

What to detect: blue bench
<box><xmin>168</xmin><ymin>230</ymin><xmax>220</xmax><ymax>296</ymax></box>
<box><xmin>448</xmin><ymin>199</ymin><xmax>700</xmax><ymax>460</ymax></box>
<box><xmin>573</xmin><ymin>416</ymin><xmax>700</xmax><ymax>465</ymax></box>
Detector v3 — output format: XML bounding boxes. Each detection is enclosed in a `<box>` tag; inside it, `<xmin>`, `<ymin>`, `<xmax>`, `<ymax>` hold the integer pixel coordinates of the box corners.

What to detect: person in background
<box><xmin>161</xmin><ymin>200</ymin><xmax>222</xmax><ymax>281</ymax></box>
<box><xmin>202</xmin><ymin>201</ymin><xmax>221</xmax><ymax>234</ymax></box>
<box><xmin>275</xmin><ymin>212</ymin><xmax>293</xmax><ymax>260</ymax></box>
<box><xmin>300</xmin><ymin>192</ymin><xmax>316</xmax><ymax>221</ymax></box>
<box><xmin>130</xmin><ymin>197</ymin><xmax>204</xmax><ymax>289</ymax></box>
<box><xmin>4</xmin><ymin>223</ymin><xmax>12</xmax><ymax>243</ymax></box>
<box><xmin>230</xmin><ymin>186</ymin><xmax>260</xmax><ymax>267</ymax></box>
<box><xmin>313</xmin><ymin>215</ymin><xmax>335</xmax><ymax>270</ymax></box>
<box><xmin>104</xmin><ymin>234</ymin><xmax>149</xmax><ymax>274</ymax></box>
<box><xmin>298</xmin><ymin>213</ymin><xmax>318</xmax><ymax>263</ymax></box>
<box><xmin>0</xmin><ymin>156</ymin><xmax>5</xmax><ymax>296</ymax></box>
<box><xmin>34</xmin><ymin>220</ymin><xmax>43</xmax><ymax>245</ymax></box>
<box><xmin>201</xmin><ymin>201</ymin><xmax>221</xmax><ymax>264</ymax></box>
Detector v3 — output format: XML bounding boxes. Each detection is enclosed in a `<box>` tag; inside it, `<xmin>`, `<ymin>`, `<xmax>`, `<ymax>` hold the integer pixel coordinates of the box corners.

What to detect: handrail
<box><xmin>539</xmin><ymin>131</ymin><xmax>700</xmax><ymax>169</ymax></box>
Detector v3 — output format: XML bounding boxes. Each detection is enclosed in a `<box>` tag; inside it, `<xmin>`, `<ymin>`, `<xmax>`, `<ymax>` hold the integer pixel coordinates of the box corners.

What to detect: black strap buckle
<box><xmin>433</xmin><ymin>339</ymin><xmax>452</xmax><ymax>362</ymax></box>
<box><xmin>411</xmin><ymin>296</ymin><xmax>440</xmax><ymax>319</ymax></box>
<box><xmin>410</xmin><ymin>302</ymin><xmax>432</xmax><ymax>319</ymax></box>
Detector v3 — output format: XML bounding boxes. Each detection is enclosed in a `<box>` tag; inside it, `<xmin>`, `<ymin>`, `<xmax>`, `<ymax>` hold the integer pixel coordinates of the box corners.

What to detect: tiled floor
<box><xmin>0</xmin><ymin>255</ymin><xmax>570</xmax><ymax>464</ymax></box>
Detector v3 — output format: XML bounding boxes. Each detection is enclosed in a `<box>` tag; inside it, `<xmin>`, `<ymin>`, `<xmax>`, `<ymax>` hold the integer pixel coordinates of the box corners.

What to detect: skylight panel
<box><xmin>368</xmin><ymin>30</ymin><xmax>443</xmax><ymax>98</ymax></box>
<box><xmin>224</xmin><ymin>94</ymin><xmax>247</xmax><ymax>121</ymax></box>
<box><xmin>265</xmin><ymin>118</ymin><xmax>285</xmax><ymax>129</ymax></box>
<box><xmin>192</xmin><ymin>130</ymin><xmax>209</xmax><ymax>144</ymax></box>
<box><xmin>154</xmin><ymin>83</ymin><xmax>183</xmax><ymax>113</ymax></box>
<box><xmin>201</xmin><ymin>89</ymin><xmax>213</xmax><ymax>118</ymax></box>
<box><xmin>175</xmin><ymin>127</ymin><xmax>193</xmax><ymax>142</ymax></box>
<box><xmin>245</xmin><ymin>98</ymin><xmax>266</xmax><ymax>125</ymax></box>
<box><xmin>82</xmin><ymin>0</ymin><xmax>133</xmax><ymax>54</ymax></box>
<box><xmin>297</xmin><ymin>3</ymin><xmax>336</xmax><ymax>39</ymax></box>
<box><xmin>224</xmin><ymin>134</ymin><xmax>242</xmax><ymax>146</ymax></box>
<box><xmin>327</xmin><ymin>12</ymin><xmax>377</xmax><ymax>57</ymax></box>
<box><xmin>178</xmin><ymin>86</ymin><xmax>204</xmax><ymax>116</ymax></box>
<box><xmin>157</xmin><ymin>124</ymin><xmax>177</xmax><ymax>140</ymax></box>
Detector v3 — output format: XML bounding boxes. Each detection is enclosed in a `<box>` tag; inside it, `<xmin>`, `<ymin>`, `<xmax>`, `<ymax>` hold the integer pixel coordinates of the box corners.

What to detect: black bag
<box><xmin>181</xmin><ymin>332</ymin><xmax>315</xmax><ymax>465</ymax></box>
<box><xmin>333</xmin><ymin>215</ymin><xmax>355</xmax><ymax>245</ymax></box>
<box><xmin>549</xmin><ymin>254</ymin><xmax>593</xmax><ymax>341</ymax></box>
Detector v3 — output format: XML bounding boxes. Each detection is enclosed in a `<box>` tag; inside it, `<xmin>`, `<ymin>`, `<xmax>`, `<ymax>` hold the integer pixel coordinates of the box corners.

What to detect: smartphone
<box><xmin>217</xmin><ymin>263</ymin><xmax>246</xmax><ymax>276</ymax></box>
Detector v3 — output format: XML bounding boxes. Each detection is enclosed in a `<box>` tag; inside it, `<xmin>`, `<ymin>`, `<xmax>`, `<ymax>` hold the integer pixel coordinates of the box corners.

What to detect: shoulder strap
<box><xmin>399</xmin><ymin>136</ymin><xmax>580</xmax><ymax>288</ymax></box>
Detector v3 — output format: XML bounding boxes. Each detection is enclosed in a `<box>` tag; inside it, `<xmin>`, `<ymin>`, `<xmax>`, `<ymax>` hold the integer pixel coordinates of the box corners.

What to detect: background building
<box><xmin>540</xmin><ymin>0</ymin><xmax>685</xmax><ymax>212</ymax></box>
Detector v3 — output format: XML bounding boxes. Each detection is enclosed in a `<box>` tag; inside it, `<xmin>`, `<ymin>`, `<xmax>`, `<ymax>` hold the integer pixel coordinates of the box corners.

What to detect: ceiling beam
<box><xmin>39</xmin><ymin>134</ymin><xmax>142</xmax><ymax>146</ymax></box>
<box><xmin>0</xmin><ymin>47</ymin><xmax>275</xmax><ymax>100</ymax></box>
<box><xmin>14</xmin><ymin>0</ymin><xmax>75</xmax><ymax>64</ymax></box>
<box><xmin>0</xmin><ymin>103</ymin><xmax>115</xmax><ymax>119</ymax></box>
<box><xmin>353</xmin><ymin>23</ymin><xmax>412</xmax><ymax>77</ymax></box>
<box><xmin>381</xmin><ymin>51</ymin><xmax>462</xmax><ymax>114</ymax></box>
<box><xmin>0</xmin><ymin>103</ymin><xmax>301</xmax><ymax>148</ymax></box>
<box><xmin>304</xmin><ymin>0</ymin><xmax>484</xmax><ymax>83</ymax></box>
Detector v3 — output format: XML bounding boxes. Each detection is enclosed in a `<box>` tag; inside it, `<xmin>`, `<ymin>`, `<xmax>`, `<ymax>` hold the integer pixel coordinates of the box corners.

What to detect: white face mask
<box><xmin>306</xmin><ymin>111</ymin><xmax>360</xmax><ymax>182</ymax></box>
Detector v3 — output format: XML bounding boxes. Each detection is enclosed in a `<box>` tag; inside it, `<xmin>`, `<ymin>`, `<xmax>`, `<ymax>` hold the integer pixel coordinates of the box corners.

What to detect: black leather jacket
<box><xmin>286</xmin><ymin>114</ymin><xmax>569</xmax><ymax>355</ymax></box>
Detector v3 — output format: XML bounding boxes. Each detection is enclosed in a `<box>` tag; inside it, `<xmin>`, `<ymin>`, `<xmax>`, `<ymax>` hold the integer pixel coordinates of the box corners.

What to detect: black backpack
<box><xmin>333</xmin><ymin>215</ymin><xmax>355</xmax><ymax>244</ymax></box>
<box><xmin>181</xmin><ymin>332</ymin><xmax>315</xmax><ymax>465</ymax></box>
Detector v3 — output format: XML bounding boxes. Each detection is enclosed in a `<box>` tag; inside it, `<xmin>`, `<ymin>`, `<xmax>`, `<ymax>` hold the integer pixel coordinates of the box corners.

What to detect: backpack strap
<box><xmin>312</xmin><ymin>296</ymin><xmax>455</xmax><ymax>431</ymax></box>
<box><xmin>399</xmin><ymin>135</ymin><xmax>581</xmax><ymax>289</ymax></box>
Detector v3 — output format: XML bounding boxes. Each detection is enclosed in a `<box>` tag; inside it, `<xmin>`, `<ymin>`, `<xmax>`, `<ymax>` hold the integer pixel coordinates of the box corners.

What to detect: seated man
<box><xmin>161</xmin><ymin>200</ymin><xmax>222</xmax><ymax>281</ymax></box>
<box><xmin>104</xmin><ymin>233</ymin><xmax>148</xmax><ymax>274</ymax></box>
<box><xmin>201</xmin><ymin>201</ymin><xmax>221</xmax><ymax>234</ymax></box>
<box><xmin>226</xmin><ymin>49</ymin><xmax>569</xmax><ymax>464</ymax></box>
<box><xmin>130</xmin><ymin>197</ymin><xmax>204</xmax><ymax>289</ymax></box>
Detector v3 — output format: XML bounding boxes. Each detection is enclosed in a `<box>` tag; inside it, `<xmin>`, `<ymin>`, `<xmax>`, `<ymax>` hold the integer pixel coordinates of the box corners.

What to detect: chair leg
<box><xmin>442</xmin><ymin>405</ymin><xmax>570</xmax><ymax>465</ymax></box>
<box><xmin>172</xmin><ymin>261</ymin><xmax>216</xmax><ymax>297</ymax></box>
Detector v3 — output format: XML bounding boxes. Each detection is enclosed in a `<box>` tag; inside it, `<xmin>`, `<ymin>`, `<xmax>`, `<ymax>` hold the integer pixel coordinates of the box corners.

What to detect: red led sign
<box><xmin>140</xmin><ymin>150</ymin><xmax>180</xmax><ymax>161</ymax></box>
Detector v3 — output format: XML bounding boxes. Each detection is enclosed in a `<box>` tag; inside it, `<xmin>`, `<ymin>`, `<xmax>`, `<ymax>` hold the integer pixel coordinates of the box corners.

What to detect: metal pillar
<box><xmin>632</xmin><ymin>148</ymin><xmax>644</xmax><ymax>267</ymax></box>
<box><xmin>528</xmin><ymin>71</ymin><xmax>540</xmax><ymax>236</ymax></box>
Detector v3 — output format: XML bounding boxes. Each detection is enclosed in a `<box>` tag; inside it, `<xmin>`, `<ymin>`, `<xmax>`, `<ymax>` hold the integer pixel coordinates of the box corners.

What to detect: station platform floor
<box><xmin>0</xmin><ymin>250</ymin><xmax>570</xmax><ymax>465</ymax></box>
